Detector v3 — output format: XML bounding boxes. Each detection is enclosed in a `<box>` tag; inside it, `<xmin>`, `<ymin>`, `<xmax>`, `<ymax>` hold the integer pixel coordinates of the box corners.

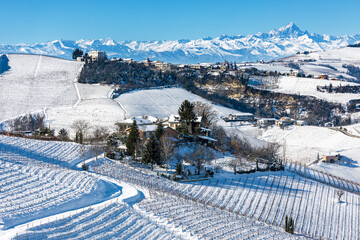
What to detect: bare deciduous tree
<box><xmin>79</xmin><ymin>144</ymin><xmax>88</xmax><ymax>170</ymax></box>
<box><xmin>194</xmin><ymin>101</ymin><xmax>218</xmax><ymax>128</ymax></box>
<box><xmin>185</xmin><ymin>144</ymin><xmax>215</xmax><ymax>175</ymax></box>
<box><xmin>230</xmin><ymin>136</ymin><xmax>280</xmax><ymax>171</ymax></box>
<box><xmin>228</xmin><ymin>157</ymin><xmax>245</xmax><ymax>174</ymax></box>
<box><xmin>336</xmin><ymin>190</ymin><xmax>344</xmax><ymax>203</ymax></box>
<box><xmin>211</xmin><ymin>125</ymin><xmax>230</xmax><ymax>152</ymax></box>
<box><xmin>160</xmin><ymin>136</ymin><xmax>176</xmax><ymax>172</ymax></box>
<box><xmin>71</xmin><ymin>120</ymin><xmax>91</xmax><ymax>139</ymax></box>
<box><xmin>91</xmin><ymin>126</ymin><xmax>109</xmax><ymax>161</ymax></box>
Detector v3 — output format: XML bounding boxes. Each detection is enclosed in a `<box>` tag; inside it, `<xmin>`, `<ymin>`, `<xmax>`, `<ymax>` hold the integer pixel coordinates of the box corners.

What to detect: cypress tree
<box><xmin>175</xmin><ymin>161</ymin><xmax>182</xmax><ymax>175</ymax></box>
<box><xmin>79</xmin><ymin>131</ymin><xmax>83</xmax><ymax>144</ymax></box>
<box><xmin>75</xmin><ymin>132</ymin><xmax>79</xmax><ymax>143</ymax></box>
<box><xmin>126</xmin><ymin>120</ymin><xmax>139</xmax><ymax>159</ymax></box>
<box><xmin>178</xmin><ymin>100</ymin><xmax>196</xmax><ymax>134</ymax></box>
<box><xmin>142</xmin><ymin>134</ymin><xmax>161</xmax><ymax>169</ymax></box>
<box><xmin>155</xmin><ymin>122</ymin><xmax>164</xmax><ymax>140</ymax></box>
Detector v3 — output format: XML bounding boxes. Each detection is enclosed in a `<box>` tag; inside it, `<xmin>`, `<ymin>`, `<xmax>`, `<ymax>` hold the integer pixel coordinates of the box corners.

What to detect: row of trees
<box><xmin>228</xmin><ymin>136</ymin><xmax>282</xmax><ymax>174</ymax></box>
<box><xmin>317</xmin><ymin>84</ymin><xmax>360</xmax><ymax>94</ymax></box>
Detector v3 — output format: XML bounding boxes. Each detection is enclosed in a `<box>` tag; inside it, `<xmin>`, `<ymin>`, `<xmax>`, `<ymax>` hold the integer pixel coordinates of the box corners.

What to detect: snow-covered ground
<box><xmin>0</xmin><ymin>135</ymin><xmax>121</xmax><ymax>232</ymax></box>
<box><xmin>115</xmin><ymin>87</ymin><xmax>249</xmax><ymax>119</ymax></box>
<box><xmin>273</xmin><ymin>76</ymin><xmax>360</xmax><ymax>104</ymax></box>
<box><xmin>261</xmin><ymin>125</ymin><xmax>360</xmax><ymax>183</ymax></box>
<box><xmin>0</xmin><ymin>134</ymin><xmax>299</xmax><ymax>240</ymax></box>
<box><xmin>46</xmin><ymin>98</ymin><xmax>126</xmax><ymax>137</ymax></box>
<box><xmin>0</xmin><ymin>54</ymin><xmax>83</xmax><ymax>122</ymax></box>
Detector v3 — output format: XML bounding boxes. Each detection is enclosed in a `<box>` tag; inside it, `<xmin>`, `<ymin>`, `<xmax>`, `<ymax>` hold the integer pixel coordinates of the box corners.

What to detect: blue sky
<box><xmin>1</xmin><ymin>0</ymin><xmax>359</xmax><ymax>44</ymax></box>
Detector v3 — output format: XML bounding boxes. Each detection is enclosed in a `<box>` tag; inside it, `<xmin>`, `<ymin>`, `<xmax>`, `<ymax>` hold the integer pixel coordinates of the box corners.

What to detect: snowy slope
<box><xmin>1</xmin><ymin>23</ymin><xmax>359</xmax><ymax>64</ymax></box>
<box><xmin>0</xmin><ymin>54</ymin><xmax>83</xmax><ymax>122</ymax></box>
<box><xmin>273</xmin><ymin>76</ymin><xmax>360</xmax><ymax>104</ymax></box>
<box><xmin>115</xmin><ymin>87</ymin><xmax>250</xmax><ymax>119</ymax></box>
<box><xmin>261</xmin><ymin>125</ymin><xmax>360</xmax><ymax>183</ymax></box>
<box><xmin>0</xmin><ymin>135</ymin><xmax>121</xmax><ymax>230</ymax></box>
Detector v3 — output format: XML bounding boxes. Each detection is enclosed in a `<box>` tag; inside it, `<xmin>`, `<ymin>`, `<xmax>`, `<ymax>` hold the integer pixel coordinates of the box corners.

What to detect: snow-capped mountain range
<box><xmin>1</xmin><ymin>22</ymin><xmax>359</xmax><ymax>64</ymax></box>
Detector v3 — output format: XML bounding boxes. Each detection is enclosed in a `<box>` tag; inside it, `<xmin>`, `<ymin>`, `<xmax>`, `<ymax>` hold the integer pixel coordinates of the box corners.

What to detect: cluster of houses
<box><xmin>76</xmin><ymin>50</ymin><xmax>106</xmax><ymax>62</ymax></box>
<box><xmin>221</xmin><ymin>113</ymin><xmax>306</xmax><ymax>128</ymax></box>
<box><xmin>116</xmin><ymin>114</ymin><xmax>217</xmax><ymax>146</ymax></box>
<box><xmin>257</xmin><ymin>117</ymin><xmax>306</xmax><ymax>128</ymax></box>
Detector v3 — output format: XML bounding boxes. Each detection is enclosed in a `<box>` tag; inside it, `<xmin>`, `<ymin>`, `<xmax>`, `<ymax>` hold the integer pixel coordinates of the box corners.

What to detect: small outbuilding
<box><xmin>323</xmin><ymin>153</ymin><xmax>341</xmax><ymax>163</ymax></box>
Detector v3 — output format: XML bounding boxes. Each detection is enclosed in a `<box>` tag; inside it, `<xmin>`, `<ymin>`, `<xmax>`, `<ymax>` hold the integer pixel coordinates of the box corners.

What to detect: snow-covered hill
<box><xmin>1</xmin><ymin>23</ymin><xmax>359</xmax><ymax>64</ymax></box>
<box><xmin>115</xmin><ymin>87</ymin><xmax>249</xmax><ymax>119</ymax></box>
<box><xmin>0</xmin><ymin>54</ymin><xmax>83</xmax><ymax>122</ymax></box>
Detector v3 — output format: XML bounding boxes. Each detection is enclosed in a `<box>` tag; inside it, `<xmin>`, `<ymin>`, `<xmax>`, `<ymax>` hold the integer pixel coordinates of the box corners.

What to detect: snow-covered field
<box><xmin>46</xmin><ymin>98</ymin><xmax>126</xmax><ymax>137</ymax></box>
<box><xmin>0</xmin><ymin>54</ymin><xmax>82</xmax><ymax>122</ymax></box>
<box><xmin>261</xmin><ymin>125</ymin><xmax>360</xmax><ymax>183</ymax></box>
<box><xmin>94</xmin><ymin>159</ymin><xmax>360</xmax><ymax>240</ymax></box>
<box><xmin>115</xmin><ymin>87</ymin><xmax>249</xmax><ymax>119</ymax></box>
<box><xmin>273</xmin><ymin>76</ymin><xmax>360</xmax><ymax>104</ymax></box>
<box><xmin>281</xmin><ymin>47</ymin><xmax>360</xmax><ymax>79</ymax></box>
<box><xmin>0</xmin><ymin>134</ymin><xmax>299</xmax><ymax>240</ymax></box>
<box><xmin>0</xmin><ymin>128</ymin><xmax>359</xmax><ymax>239</ymax></box>
<box><xmin>0</xmin><ymin>136</ymin><xmax>121</xmax><ymax>232</ymax></box>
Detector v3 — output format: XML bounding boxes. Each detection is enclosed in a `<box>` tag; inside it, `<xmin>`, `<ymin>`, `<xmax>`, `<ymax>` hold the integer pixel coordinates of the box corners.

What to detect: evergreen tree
<box><xmin>75</xmin><ymin>132</ymin><xmax>79</xmax><ymax>143</ymax></box>
<box><xmin>72</xmin><ymin>49</ymin><xmax>83</xmax><ymax>60</ymax></box>
<box><xmin>178</xmin><ymin>100</ymin><xmax>196</xmax><ymax>134</ymax></box>
<box><xmin>142</xmin><ymin>134</ymin><xmax>161</xmax><ymax>169</ymax></box>
<box><xmin>285</xmin><ymin>215</ymin><xmax>295</xmax><ymax>234</ymax></box>
<box><xmin>155</xmin><ymin>122</ymin><xmax>164</xmax><ymax>140</ymax></box>
<box><xmin>79</xmin><ymin>131</ymin><xmax>83</xmax><ymax>144</ymax></box>
<box><xmin>126</xmin><ymin>120</ymin><xmax>139</xmax><ymax>159</ymax></box>
<box><xmin>175</xmin><ymin>161</ymin><xmax>182</xmax><ymax>175</ymax></box>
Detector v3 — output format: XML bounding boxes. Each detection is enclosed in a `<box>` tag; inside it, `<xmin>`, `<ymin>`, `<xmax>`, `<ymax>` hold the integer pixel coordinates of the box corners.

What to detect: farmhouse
<box><xmin>275</xmin><ymin>117</ymin><xmax>294</xmax><ymax>126</ymax></box>
<box><xmin>322</xmin><ymin>153</ymin><xmax>341</xmax><ymax>163</ymax></box>
<box><xmin>223</xmin><ymin>113</ymin><xmax>254</xmax><ymax>122</ymax></box>
<box><xmin>165</xmin><ymin>114</ymin><xmax>202</xmax><ymax>130</ymax></box>
<box><xmin>289</xmin><ymin>69</ymin><xmax>300</xmax><ymax>76</ymax></box>
<box><xmin>163</xmin><ymin>126</ymin><xmax>180</xmax><ymax>140</ymax></box>
<box><xmin>116</xmin><ymin>116</ymin><xmax>157</xmax><ymax>132</ymax></box>
<box><xmin>257</xmin><ymin>118</ymin><xmax>277</xmax><ymax>127</ymax></box>
<box><xmin>88</xmin><ymin>51</ymin><xmax>106</xmax><ymax>61</ymax></box>
<box><xmin>137</xmin><ymin>124</ymin><xmax>157</xmax><ymax>139</ymax></box>
<box><xmin>317</xmin><ymin>74</ymin><xmax>329</xmax><ymax>80</ymax></box>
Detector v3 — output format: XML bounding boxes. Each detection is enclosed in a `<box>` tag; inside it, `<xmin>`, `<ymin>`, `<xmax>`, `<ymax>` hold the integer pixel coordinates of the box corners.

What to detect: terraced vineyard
<box><xmin>137</xmin><ymin>192</ymin><xmax>299</xmax><ymax>240</ymax></box>
<box><xmin>286</xmin><ymin>162</ymin><xmax>360</xmax><ymax>194</ymax></box>
<box><xmin>14</xmin><ymin>203</ymin><xmax>175</xmax><ymax>240</ymax></box>
<box><xmin>1</xmin><ymin>134</ymin><xmax>359</xmax><ymax>239</ymax></box>
<box><xmin>0</xmin><ymin>135</ymin><xmax>87</xmax><ymax>168</ymax></box>
<box><xmin>94</xmin><ymin>161</ymin><xmax>360</xmax><ymax>240</ymax></box>
<box><xmin>0</xmin><ymin>135</ymin><xmax>119</xmax><ymax>231</ymax></box>
<box><xmin>0</xmin><ymin>159</ymin><xmax>114</xmax><ymax>230</ymax></box>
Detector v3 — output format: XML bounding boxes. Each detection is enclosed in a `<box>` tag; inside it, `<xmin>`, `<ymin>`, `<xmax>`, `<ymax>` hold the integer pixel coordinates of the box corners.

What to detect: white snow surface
<box><xmin>0</xmin><ymin>54</ymin><xmax>83</xmax><ymax>122</ymax></box>
<box><xmin>273</xmin><ymin>76</ymin><xmax>360</xmax><ymax>103</ymax></box>
<box><xmin>115</xmin><ymin>87</ymin><xmax>250</xmax><ymax>119</ymax></box>
<box><xmin>261</xmin><ymin>125</ymin><xmax>360</xmax><ymax>183</ymax></box>
<box><xmin>0</xmin><ymin>135</ymin><xmax>121</xmax><ymax>232</ymax></box>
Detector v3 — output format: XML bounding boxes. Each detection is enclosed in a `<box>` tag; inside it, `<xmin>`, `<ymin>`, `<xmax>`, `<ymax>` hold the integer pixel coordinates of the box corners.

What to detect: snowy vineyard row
<box><xmin>93</xmin><ymin>161</ymin><xmax>360</xmax><ymax>240</ymax></box>
<box><xmin>138</xmin><ymin>192</ymin><xmax>298</xmax><ymax>240</ymax></box>
<box><xmin>0</xmin><ymin>156</ymin><xmax>97</xmax><ymax>229</ymax></box>
<box><xmin>286</xmin><ymin>162</ymin><xmax>360</xmax><ymax>194</ymax></box>
<box><xmin>13</xmin><ymin>202</ymin><xmax>176</xmax><ymax>240</ymax></box>
<box><xmin>0</xmin><ymin>135</ymin><xmax>84</xmax><ymax>168</ymax></box>
<box><xmin>93</xmin><ymin>163</ymin><xmax>297</xmax><ymax>239</ymax></box>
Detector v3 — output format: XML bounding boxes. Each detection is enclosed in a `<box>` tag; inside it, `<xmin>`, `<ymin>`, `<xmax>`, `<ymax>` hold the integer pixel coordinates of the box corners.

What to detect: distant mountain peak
<box><xmin>1</xmin><ymin>23</ymin><xmax>359</xmax><ymax>64</ymax></box>
<box><xmin>280</xmin><ymin>22</ymin><xmax>300</xmax><ymax>31</ymax></box>
<box><xmin>270</xmin><ymin>22</ymin><xmax>303</xmax><ymax>37</ymax></box>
